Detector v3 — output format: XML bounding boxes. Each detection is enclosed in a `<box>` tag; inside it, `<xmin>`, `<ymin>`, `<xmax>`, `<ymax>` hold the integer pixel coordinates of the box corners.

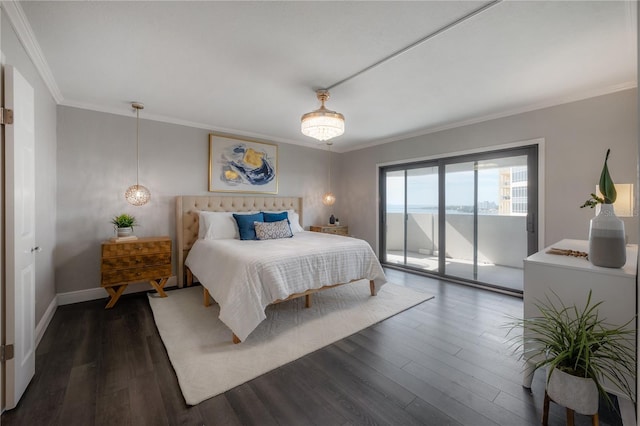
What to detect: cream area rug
<box><xmin>148</xmin><ymin>280</ymin><xmax>434</xmax><ymax>405</ymax></box>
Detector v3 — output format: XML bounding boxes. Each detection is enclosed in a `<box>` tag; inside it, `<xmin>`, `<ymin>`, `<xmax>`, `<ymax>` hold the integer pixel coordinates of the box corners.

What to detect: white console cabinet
<box><xmin>523</xmin><ymin>239</ymin><xmax>637</xmax><ymax>424</ymax></box>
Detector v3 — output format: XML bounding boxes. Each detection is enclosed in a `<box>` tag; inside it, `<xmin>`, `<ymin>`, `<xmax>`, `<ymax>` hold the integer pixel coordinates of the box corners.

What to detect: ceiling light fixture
<box><xmin>301</xmin><ymin>90</ymin><xmax>345</xmax><ymax>142</ymax></box>
<box><xmin>322</xmin><ymin>141</ymin><xmax>336</xmax><ymax>206</ymax></box>
<box><xmin>125</xmin><ymin>102</ymin><xmax>151</xmax><ymax>206</ymax></box>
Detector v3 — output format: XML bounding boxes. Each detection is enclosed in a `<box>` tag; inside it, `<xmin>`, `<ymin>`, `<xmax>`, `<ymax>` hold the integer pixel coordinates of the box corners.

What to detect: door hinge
<box><xmin>1</xmin><ymin>344</ymin><xmax>15</xmax><ymax>362</ymax></box>
<box><xmin>0</xmin><ymin>107</ymin><xmax>14</xmax><ymax>125</ymax></box>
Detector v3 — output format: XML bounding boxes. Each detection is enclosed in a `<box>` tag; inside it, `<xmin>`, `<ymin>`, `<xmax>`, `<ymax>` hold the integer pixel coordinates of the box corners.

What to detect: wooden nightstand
<box><xmin>310</xmin><ymin>225</ymin><xmax>348</xmax><ymax>236</ymax></box>
<box><xmin>101</xmin><ymin>236</ymin><xmax>172</xmax><ymax>308</ymax></box>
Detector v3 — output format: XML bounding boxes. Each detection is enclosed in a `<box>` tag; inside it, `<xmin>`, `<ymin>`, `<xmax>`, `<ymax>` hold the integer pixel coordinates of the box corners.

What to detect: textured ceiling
<box><xmin>17</xmin><ymin>1</ymin><xmax>638</xmax><ymax>152</ymax></box>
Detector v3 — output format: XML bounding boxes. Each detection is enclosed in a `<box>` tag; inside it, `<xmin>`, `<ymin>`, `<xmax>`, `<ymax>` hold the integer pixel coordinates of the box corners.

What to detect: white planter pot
<box><xmin>547</xmin><ymin>368</ymin><xmax>598</xmax><ymax>415</ymax></box>
<box><xmin>117</xmin><ymin>227</ymin><xmax>133</xmax><ymax>237</ymax></box>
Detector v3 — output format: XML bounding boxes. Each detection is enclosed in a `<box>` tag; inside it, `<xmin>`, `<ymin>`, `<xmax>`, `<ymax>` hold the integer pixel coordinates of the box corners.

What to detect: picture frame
<box><xmin>208</xmin><ymin>134</ymin><xmax>278</xmax><ymax>194</ymax></box>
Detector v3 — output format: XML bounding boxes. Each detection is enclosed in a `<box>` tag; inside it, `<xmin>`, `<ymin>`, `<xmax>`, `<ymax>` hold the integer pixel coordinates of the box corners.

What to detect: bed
<box><xmin>176</xmin><ymin>195</ymin><xmax>387</xmax><ymax>342</ymax></box>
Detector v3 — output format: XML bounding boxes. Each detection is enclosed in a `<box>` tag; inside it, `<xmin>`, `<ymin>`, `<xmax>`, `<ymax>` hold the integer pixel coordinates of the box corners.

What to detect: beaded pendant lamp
<box><xmin>125</xmin><ymin>102</ymin><xmax>151</xmax><ymax>206</ymax></box>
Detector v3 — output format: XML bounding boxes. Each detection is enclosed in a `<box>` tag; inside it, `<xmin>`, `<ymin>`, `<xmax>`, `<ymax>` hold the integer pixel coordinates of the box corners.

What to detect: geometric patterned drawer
<box><xmin>102</xmin><ymin>238</ymin><xmax>171</xmax><ymax>258</ymax></box>
<box><xmin>101</xmin><ymin>253</ymin><xmax>171</xmax><ymax>272</ymax></box>
<box><xmin>101</xmin><ymin>265</ymin><xmax>172</xmax><ymax>286</ymax></box>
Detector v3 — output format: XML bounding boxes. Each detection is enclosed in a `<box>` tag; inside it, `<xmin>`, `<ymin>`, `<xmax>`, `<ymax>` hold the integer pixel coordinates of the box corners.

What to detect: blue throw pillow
<box><xmin>233</xmin><ymin>213</ymin><xmax>264</xmax><ymax>240</ymax></box>
<box><xmin>263</xmin><ymin>211</ymin><xmax>289</xmax><ymax>223</ymax></box>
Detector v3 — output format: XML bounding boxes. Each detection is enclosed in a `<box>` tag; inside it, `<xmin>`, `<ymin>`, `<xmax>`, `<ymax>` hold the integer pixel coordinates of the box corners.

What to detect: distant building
<box><xmin>498</xmin><ymin>166</ymin><xmax>527</xmax><ymax>215</ymax></box>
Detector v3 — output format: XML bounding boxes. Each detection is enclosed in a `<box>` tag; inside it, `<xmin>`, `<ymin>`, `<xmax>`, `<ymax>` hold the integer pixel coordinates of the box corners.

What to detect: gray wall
<box><xmin>56</xmin><ymin>106</ymin><xmax>333</xmax><ymax>294</ymax></box>
<box><xmin>2</xmin><ymin>13</ymin><xmax>58</xmax><ymax>324</ymax></box>
<box><xmin>337</xmin><ymin>89</ymin><xmax>639</xmax><ymax>253</ymax></box>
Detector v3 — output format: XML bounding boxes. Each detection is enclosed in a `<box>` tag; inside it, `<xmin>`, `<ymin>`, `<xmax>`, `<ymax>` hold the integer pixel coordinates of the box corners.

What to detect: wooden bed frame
<box><xmin>175</xmin><ymin>195</ymin><xmax>376</xmax><ymax>343</ymax></box>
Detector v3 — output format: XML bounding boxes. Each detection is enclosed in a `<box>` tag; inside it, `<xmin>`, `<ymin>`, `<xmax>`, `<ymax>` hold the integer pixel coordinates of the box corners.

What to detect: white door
<box><xmin>0</xmin><ymin>8</ymin><xmax>4</xmax><ymax>409</ymax></box>
<box><xmin>4</xmin><ymin>65</ymin><xmax>36</xmax><ymax>410</ymax></box>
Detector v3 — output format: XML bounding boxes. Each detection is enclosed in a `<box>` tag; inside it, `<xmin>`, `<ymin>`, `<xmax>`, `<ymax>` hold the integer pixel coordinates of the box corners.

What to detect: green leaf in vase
<box><xmin>599</xmin><ymin>149</ymin><xmax>617</xmax><ymax>204</ymax></box>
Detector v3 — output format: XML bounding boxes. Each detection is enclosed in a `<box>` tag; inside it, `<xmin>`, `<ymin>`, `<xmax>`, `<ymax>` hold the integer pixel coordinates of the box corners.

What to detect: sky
<box><xmin>386</xmin><ymin>169</ymin><xmax>500</xmax><ymax>206</ymax></box>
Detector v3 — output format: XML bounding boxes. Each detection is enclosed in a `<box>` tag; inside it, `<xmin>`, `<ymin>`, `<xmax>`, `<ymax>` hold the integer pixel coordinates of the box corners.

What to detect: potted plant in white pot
<box><xmin>509</xmin><ymin>290</ymin><xmax>635</xmax><ymax>424</ymax></box>
<box><xmin>580</xmin><ymin>149</ymin><xmax>626</xmax><ymax>268</ymax></box>
<box><xmin>111</xmin><ymin>213</ymin><xmax>138</xmax><ymax>237</ymax></box>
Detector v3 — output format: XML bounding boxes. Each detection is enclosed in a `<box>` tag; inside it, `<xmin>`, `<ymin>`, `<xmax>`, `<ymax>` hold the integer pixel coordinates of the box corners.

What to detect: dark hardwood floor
<box><xmin>2</xmin><ymin>268</ymin><xmax>623</xmax><ymax>425</ymax></box>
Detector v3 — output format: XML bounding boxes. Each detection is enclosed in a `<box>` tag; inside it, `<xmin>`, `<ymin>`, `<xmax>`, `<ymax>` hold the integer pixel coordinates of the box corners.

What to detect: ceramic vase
<box><xmin>547</xmin><ymin>368</ymin><xmax>598</xmax><ymax>415</ymax></box>
<box><xmin>588</xmin><ymin>204</ymin><xmax>626</xmax><ymax>268</ymax></box>
<box><xmin>117</xmin><ymin>226</ymin><xmax>133</xmax><ymax>237</ymax></box>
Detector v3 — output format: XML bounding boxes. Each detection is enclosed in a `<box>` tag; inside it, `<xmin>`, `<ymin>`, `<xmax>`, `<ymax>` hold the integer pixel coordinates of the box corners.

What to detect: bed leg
<box><xmin>232</xmin><ymin>334</ymin><xmax>241</xmax><ymax>344</ymax></box>
<box><xmin>203</xmin><ymin>287</ymin><xmax>211</xmax><ymax>307</ymax></box>
<box><xmin>370</xmin><ymin>280</ymin><xmax>376</xmax><ymax>296</ymax></box>
<box><xmin>186</xmin><ymin>268</ymin><xmax>193</xmax><ymax>287</ymax></box>
<box><xmin>305</xmin><ymin>294</ymin><xmax>311</xmax><ymax>308</ymax></box>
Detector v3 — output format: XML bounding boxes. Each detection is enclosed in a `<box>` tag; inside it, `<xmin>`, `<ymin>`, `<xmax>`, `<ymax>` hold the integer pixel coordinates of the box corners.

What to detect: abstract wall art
<box><xmin>209</xmin><ymin>134</ymin><xmax>278</xmax><ymax>193</ymax></box>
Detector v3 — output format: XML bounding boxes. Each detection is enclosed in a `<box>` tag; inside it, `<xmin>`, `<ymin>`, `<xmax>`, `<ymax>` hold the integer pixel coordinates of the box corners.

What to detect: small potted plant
<box><xmin>580</xmin><ymin>149</ymin><xmax>626</xmax><ymax>268</ymax></box>
<box><xmin>509</xmin><ymin>290</ymin><xmax>636</xmax><ymax>422</ymax></box>
<box><xmin>111</xmin><ymin>213</ymin><xmax>138</xmax><ymax>237</ymax></box>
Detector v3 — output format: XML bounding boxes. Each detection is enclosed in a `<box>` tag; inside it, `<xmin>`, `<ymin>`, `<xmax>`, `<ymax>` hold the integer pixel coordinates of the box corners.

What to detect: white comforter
<box><xmin>185</xmin><ymin>231</ymin><xmax>387</xmax><ymax>341</ymax></box>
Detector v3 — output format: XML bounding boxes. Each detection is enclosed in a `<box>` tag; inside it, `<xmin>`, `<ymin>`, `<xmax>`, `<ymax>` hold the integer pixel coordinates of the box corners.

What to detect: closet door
<box><xmin>4</xmin><ymin>65</ymin><xmax>36</xmax><ymax>410</ymax></box>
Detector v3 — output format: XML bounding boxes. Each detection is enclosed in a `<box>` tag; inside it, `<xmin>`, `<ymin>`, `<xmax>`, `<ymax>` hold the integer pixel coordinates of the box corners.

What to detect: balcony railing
<box><xmin>384</xmin><ymin>212</ymin><xmax>526</xmax><ymax>290</ymax></box>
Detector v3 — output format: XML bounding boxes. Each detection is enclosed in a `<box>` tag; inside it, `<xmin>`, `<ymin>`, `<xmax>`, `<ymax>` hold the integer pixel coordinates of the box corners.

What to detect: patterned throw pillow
<box><xmin>254</xmin><ymin>219</ymin><xmax>293</xmax><ymax>240</ymax></box>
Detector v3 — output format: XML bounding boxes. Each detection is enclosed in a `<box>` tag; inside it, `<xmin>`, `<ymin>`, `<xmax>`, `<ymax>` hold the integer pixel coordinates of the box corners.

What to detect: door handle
<box><xmin>526</xmin><ymin>213</ymin><xmax>535</xmax><ymax>233</ymax></box>
<box><xmin>30</xmin><ymin>246</ymin><xmax>42</xmax><ymax>253</ymax></box>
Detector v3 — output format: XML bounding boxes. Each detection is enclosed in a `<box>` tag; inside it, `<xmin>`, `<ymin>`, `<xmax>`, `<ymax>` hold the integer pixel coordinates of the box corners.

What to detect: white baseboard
<box><xmin>57</xmin><ymin>287</ymin><xmax>106</xmax><ymax>305</ymax></box>
<box><xmin>35</xmin><ymin>296</ymin><xmax>58</xmax><ymax>348</ymax></box>
<box><xmin>57</xmin><ymin>276</ymin><xmax>178</xmax><ymax>306</ymax></box>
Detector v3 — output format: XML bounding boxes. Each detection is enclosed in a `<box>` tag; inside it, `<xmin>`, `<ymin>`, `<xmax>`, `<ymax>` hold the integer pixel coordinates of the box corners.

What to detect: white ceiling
<box><xmin>14</xmin><ymin>1</ymin><xmax>638</xmax><ymax>152</ymax></box>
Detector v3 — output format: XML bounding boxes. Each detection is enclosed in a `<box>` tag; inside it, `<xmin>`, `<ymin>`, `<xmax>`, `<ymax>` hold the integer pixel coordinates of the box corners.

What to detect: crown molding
<box><xmin>59</xmin><ymin>98</ymin><xmax>321</xmax><ymax>150</ymax></box>
<box><xmin>2</xmin><ymin>0</ymin><xmax>63</xmax><ymax>103</ymax></box>
<box><xmin>63</xmin><ymin>80</ymin><xmax>637</xmax><ymax>155</ymax></box>
<box><xmin>340</xmin><ymin>81</ymin><xmax>638</xmax><ymax>153</ymax></box>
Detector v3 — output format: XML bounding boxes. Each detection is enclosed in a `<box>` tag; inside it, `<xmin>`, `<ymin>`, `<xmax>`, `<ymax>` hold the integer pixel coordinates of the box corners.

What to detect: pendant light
<box><xmin>322</xmin><ymin>141</ymin><xmax>336</xmax><ymax>206</ymax></box>
<box><xmin>301</xmin><ymin>90</ymin><xmax>344</xmax><ymax>141</ymax></box>
<box><xmin>125</xmin><ymin>102</ymin><xmax>151</xmax><ymax>206</ymax></box>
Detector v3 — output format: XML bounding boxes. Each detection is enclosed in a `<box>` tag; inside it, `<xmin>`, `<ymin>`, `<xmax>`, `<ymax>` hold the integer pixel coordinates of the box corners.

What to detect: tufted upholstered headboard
<box><xmin>175</xmin><ymin>195</ymin><xmax>303</xmax><ymax>286</ymax></box>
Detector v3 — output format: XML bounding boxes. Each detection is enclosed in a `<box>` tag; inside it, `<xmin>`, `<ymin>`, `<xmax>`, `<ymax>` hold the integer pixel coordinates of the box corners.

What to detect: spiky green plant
<box><xmin>110</xmin><ymin>214</ymin><xmax>137</xmax><ymax>229</ymax></box>
<box><xmin>581</xmin><ymin>149</ymin><xmax>617</xmax><ymax>208</ymax></box>
<box><xmin>508</xmin><ymin>290</ymin><xmax>636</xmax><ymax>407</ymax></box>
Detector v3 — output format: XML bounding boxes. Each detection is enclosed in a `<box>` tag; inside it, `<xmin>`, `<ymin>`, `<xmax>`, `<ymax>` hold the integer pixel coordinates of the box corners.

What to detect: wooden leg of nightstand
<box><xmin>369</xmin><ymin>280</ymin><xmax>376</xmax><ymax>296</ymax></box>
<box><xmin>203</xmin><ymin>287</ymin><xmax>211</xmax><ymax>307</ymax></box>
<box><xmin>305</xmin><ymin>294</ymin><xmax>311</xmax><ymax>308</ymax></box>
<box><xmin>104</xmin><ymin>285</ymin><xmax>128</xmax><ymax>309</ymax></box>
<box><xmin>232</xmin><ymin>333</ymin><xmax>241</xmax><ymax>344</ymax></box>
<box><xmin>149</xmin><ymin>278</ymin><xmax>168</xmax><ymax>297</ymax></box>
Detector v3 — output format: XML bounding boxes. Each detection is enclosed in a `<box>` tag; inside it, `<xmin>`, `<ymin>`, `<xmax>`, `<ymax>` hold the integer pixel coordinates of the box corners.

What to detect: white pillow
<box><xmin>198</xmin><ymin>211</ymin><xmax>237</xmax><ymax>240</ymax></box>
<box><xmin>288</xmin><ymin>210</ymin><xmax>304</xmax><ymax>234</ymax></box>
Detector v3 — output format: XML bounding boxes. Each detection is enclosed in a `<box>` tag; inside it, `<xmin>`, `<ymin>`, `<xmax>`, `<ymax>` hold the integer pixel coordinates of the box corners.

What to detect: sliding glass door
<box><xmin>380</xmin><ymin>145</ymin><xmax>538</xmax><ymax>293</ymax></box>
<box><xmin>384</xmin><ymin>167</ymin><xmax>438</xmax><ymax>270</ymax></box>
<box><xmin>444</xmin><ymin>161</ymin><xmax>476</xmax><ymax>281</ymax></box>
